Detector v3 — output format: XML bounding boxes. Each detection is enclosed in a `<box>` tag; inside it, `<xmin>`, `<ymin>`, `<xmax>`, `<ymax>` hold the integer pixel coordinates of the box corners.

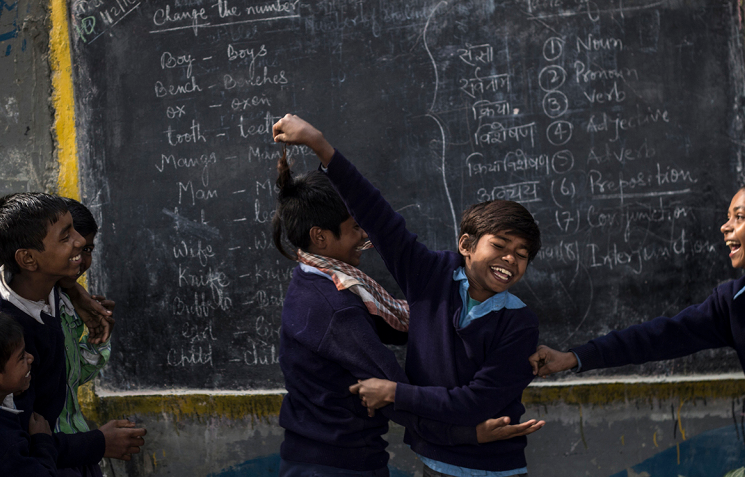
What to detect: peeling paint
<box><xmin>49</xmin><ymin>0</ymin><xmax>79</xmax><ymax>200</ymax></box>
<box><xmin>523</xmin><ymin>379</ymin><xmax>745</xmax><ymax>406</ymax></box>
<box><xmin>80</xmin><ymin>392</ymin><xmax>284</xmax><ymax>426</ymax></box>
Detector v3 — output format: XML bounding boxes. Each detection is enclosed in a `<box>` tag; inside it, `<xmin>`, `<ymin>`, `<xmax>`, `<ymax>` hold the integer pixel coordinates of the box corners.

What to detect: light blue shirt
<box><xmin>415</xmin><ymin>267</ymin><xmax>528</xmax><ymax>477</ymax></box>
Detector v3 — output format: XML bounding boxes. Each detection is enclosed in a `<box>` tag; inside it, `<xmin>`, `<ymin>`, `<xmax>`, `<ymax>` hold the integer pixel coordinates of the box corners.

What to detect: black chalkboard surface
<box><xmin>70</xmin><ymin>0</ymin><xmax>745</xmax><ymax>390</ymax></box>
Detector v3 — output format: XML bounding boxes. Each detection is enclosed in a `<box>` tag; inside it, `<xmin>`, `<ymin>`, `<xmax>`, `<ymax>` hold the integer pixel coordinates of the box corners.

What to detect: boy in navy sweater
<box><xmin>0</xmin><ymin>192</ymin><xmax>146</xmax><ymax>472</ymax></box>
<box><xmin>529</xmin><ymin>187</ymin><xmax>745</xmax><ymax>380</ymax></box>
<box><xmin>271</xmin><ymin>142</ymin><xmax>542</xmax><ymax>477</ymax></box>
<box><xmin>273</xmin><ymin>115</ymin><xmax>543</xmax><ymax>476</ymax></box>
<box><xmin>0</xmin><ymin>312</ymin><xmax>58</xmax><ymax>476</ymax></box>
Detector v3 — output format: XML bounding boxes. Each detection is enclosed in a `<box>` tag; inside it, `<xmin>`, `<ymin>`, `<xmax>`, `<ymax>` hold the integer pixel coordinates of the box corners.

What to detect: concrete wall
<box><xmin>81</xmin><ymin>378</ymin><xmax>745</xmax><ymax>477</ymax></box>
<box><xmin>4</xmin><ymin>3</ymin><xmax>745</xmax><ymax>477</ymax></box>
<box><xmin>0</xmin><ymin>0</ymin><xmax>56</xmax><ymax>195</ymax></box>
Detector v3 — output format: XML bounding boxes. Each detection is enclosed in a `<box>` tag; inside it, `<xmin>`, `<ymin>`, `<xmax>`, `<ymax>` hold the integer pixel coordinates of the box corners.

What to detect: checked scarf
<box><xmin>297</xmin><ymin>249</ymin><xmax>410</xmax><ymax>331</ymax></box>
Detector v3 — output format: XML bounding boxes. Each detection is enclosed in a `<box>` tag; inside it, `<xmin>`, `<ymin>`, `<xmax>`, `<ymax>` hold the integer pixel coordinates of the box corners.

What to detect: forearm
<box><xmin>574</xmin><ymin>300</ymin><xmax>732</xmax><ymax>372</ymax></box>
<box><xmin>53</xmin><ymin>429</ymin><xmax>105</xmax><ymax>468</ymax></box>
<box><xmin>379</xmin><ymin>406</ymin><xmax>478</xmax><ymax>446</ymax></box>
<box><xmin>395</xmin><ymin>327</ymin><xmax>539</xmax><ymax>426</ymax></box>
<box><xmin>325</xmin><ymin>150</ymin><xmax>439</xmax><ymax>300</ymax></box>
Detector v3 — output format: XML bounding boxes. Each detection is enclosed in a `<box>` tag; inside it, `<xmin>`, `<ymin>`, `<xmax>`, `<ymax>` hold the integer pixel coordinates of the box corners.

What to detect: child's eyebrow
<box><xmin>58</xmin><ymin>223</ymin><xmax>72</xmax><ymax>238</ymax></box>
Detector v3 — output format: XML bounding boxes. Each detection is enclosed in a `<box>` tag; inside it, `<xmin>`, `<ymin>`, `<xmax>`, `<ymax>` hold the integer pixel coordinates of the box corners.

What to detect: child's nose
<box><xmin>27</xmin><ymin>352</ymin><xmax>34</xmax><ymax>364</ymax></box>
<box><xmin>72</xmin><ymin>229</ymin><xmax>85</xmax><ymax>248</ymax></box>
<box><xmin>721</xmin><ymin>220</ymin><xmax>733</xmax><ymax>234</ymax></box>
<box><xmin>503</xmin><ymin>254</ymin><xmax>515</xmax><ymax>264</ymax></box>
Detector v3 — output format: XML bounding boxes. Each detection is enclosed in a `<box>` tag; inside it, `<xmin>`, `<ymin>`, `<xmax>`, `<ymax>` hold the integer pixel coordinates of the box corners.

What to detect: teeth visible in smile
<box><xmin>491</xmin><ymin>266</ymin><xmax>513</xmax><ymax>278</ymax></box>
<box><xmin>25</xmin><ymin>371</ymin><xmax>30</xmax><ymax>378</ymax></box>
<box><xmin>356</xmin><ymin>241</ymin><xmax>373</xmax><ymax>251</ymax></box>
<box><xmin>70</xmin><ymin>254</ymin><xmax>81</xmax><ymax>261</ymax></box>
<box><xmin>726</xmin><ymin>240</ymin><xmax>741</xmax><ymax>250</ymax></box>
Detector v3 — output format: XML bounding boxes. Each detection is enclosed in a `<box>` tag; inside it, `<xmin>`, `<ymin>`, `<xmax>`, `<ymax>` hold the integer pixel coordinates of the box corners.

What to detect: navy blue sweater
<box><xmin>2</xmin><ymin>292</ymin><xmax>105</xmax><ymax>469</ymax></box>
<box><xmin>0</xmin><ymin>407</ymin><xmax>58</xmax><ymax>476</ymax></box>
<box><xmin>279</xmin><ymin>267</ymin><xmax>477</xmax><ymax>471</ymax></box>
<box><xmin>325</xmin><ymin>151</ymin><xmax>539</xmax><ymax>471</ymax></box>
<box><xmin>572</xmin><ymin>275</ymin><xmax>745</xmax><ymax>372</ymax></box>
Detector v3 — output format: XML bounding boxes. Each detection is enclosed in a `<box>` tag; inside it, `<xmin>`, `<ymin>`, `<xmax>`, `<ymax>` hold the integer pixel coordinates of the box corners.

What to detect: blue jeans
<box><xmin>279</xmin><ymin>458</ymin><xmax>390</xmax><ymax>477</ymax></box>
<box><xmin>422</xmin><ymin>464</ymin><xmax>527</xmax><ymax>477</ymax></box>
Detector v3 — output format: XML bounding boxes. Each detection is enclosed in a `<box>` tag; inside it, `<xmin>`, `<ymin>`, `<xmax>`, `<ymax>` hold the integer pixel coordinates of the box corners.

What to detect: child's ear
<box><xmin>457</xmin><ymin>234</ymin><xmax>472</xmax><ymax>257</ymax></box>
<box><xmin>308</xmin><ymin>226</ymin><xmax>327</xmax><ymax>250</ymax></box>
<box><xmin>15</xmin><ymin>249</ymin><xmax>38</xmax><ymax>273</ymax></box>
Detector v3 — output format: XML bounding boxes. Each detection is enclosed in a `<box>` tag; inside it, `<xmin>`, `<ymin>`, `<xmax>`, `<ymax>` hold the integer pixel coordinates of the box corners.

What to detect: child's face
<box><xmin>722</xmin><ymin>189</ymin><xmax>745</xmax><ymax>269</ymax></box>
<box><xmin>459</xmin><ymin>232</ymin><xmax>529</xmax><ymax>302</ymax></box>
<box><xmin>31</xmin><ymin>212</ymin><xmax>85</xmax><ymax>280</ymax></box>
<box><xmin>322</xmin><ymin>217</ymin><xmax>369</xmax><ymax>266</ymax></box>
<box><xmin>0</xmin><ymin>339</ymin><xmax>33</xmax><ymax>395</ymax></box>
<box><xmin>77</xmin><ymin>233</ymin><xmax>96</xmax><ymax>279</ymax></box>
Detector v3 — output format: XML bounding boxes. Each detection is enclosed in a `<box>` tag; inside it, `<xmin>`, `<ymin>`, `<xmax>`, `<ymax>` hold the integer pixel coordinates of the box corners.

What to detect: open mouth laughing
<box><xmin>491</xmin><ymin>266</ymin><xmax>513</xmax><ymax>282</ymax></box>
<box><xmin>726</xmin><ymin>240</ymin><xmax>741</xmax><ymax>257</ymax></box>
<box><xmin>356</xmin><ymin>240</ymin><xmax>373</xmax><ymax>252</ymax></box>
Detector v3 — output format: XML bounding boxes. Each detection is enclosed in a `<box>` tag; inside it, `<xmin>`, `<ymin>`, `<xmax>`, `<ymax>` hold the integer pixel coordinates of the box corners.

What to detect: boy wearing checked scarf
<box><xmin>271</xmin><ymin>140</ymin><xmax>540</xmax><ymax>477</ymax></box>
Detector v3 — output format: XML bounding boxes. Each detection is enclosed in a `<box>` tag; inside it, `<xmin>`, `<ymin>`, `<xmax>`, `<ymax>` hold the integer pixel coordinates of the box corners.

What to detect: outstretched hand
<box><xmin>476</xmin><ymin>416</ymin><xmax>545</xmax><ymax>443</ymax></box>
<box><xmin>529</xmin><ymin>345</ymin><xmax>578</xmax><ymax>377</ymax></box>
<box><xmin>99</xmin><ymin>419</ymin><xmax>146</xmax><ymax>461</ymax></box>
<box><xmin>272</xmin><ymin>114</ymin><xmax>335</xmax><ymax>165</ymax></box>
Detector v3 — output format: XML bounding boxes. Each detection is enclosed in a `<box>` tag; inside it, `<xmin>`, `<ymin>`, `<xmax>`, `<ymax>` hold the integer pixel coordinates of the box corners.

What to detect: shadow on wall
<box><xmin>208</xmin><ymin>455</ymin><xmax>413</xmax><ymax>477</ymax></box>
<box><xmin>610</xmin><ymin>425</ymin><xmax>745</xmax><ymax>477</ymax></box>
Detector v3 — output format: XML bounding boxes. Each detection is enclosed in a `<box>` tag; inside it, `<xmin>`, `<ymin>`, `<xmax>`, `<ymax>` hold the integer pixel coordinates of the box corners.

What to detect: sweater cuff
<box><xmin>29</xmin><ymin>433</ymin><xmax>57</xmax><ymax>458</ymax></box>
<box><xmin>450</xmin><ymin>423</ymin><xmax>479</xmax><ymax>446</ymax></box>
<box><xmin>55</xmin><ymin>429</ymin><xmax>106</xmax><ymax>468</ymax></box>
<box><xmin>393</xmin><ymin>382</ymin><xmax>415</xmax><ymax>412</ymax></box>
<box><xmin>570</xmin><ymin>343</ymin><xmax>601</xmax><ymax>373</ymax></box>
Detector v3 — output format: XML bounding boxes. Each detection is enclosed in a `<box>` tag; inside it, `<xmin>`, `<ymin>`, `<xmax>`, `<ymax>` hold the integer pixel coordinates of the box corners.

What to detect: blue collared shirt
<box><xmin>416</xmin><ymin>267</ymin><xmax>528</xmax><ymax>477</ymax></box>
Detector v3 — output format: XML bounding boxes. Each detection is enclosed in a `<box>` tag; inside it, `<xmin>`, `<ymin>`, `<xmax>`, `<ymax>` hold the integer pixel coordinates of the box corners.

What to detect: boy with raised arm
<box><xmin>272</xmin><ymin>147</ymin><xmax>541</xmax><ymax>477</ymax></box>
<box><xmin>273</xmin><ymin>115</ymin><xmax>543</xmax><ymax>477</ymax></box>
<box><xmin>529</xmin><ymin>187</ymin><xmax>745</xmax><ymax>380</ymax></box>
<box><xmin>0</xmin><ymin>192</ymin><xmax>146</xmax><ymax>473</ymax></box>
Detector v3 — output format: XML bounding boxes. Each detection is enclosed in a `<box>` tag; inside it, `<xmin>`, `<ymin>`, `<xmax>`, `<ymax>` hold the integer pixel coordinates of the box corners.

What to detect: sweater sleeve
<box><xmin>394</xmin><ymin>324</ymin><xmax>539</xmax><ymax>426</ymax></box>
<box><xmin>54</xmin><ymin>429</ymin><xmax>106</xmax><ymax>468</ymax></box>
<box><xmin>324</xmin><ymin>150</ymin><xmax>449</xmax><ymax>304</ymax></box>
<box><xmin>313</xmin><ymin>306</ymin><xmax>477</xmax><ymax>446</ymax></box>
<box><xmin>571</xmin><ymin>285</ymin><xmax>736</xmax><ymax>372</ymax></box>
<box><xmin>0</xmin><ymin>432</ymin><xmax>58</xmax><ymax>477</ymax></box>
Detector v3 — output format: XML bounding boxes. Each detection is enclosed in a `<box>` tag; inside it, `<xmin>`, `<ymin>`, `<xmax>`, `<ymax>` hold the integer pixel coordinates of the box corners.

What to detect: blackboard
<box><xmin>70</xmin><ymin>0</ymin><xmax>745</xmax><ymax>390</ymax></box>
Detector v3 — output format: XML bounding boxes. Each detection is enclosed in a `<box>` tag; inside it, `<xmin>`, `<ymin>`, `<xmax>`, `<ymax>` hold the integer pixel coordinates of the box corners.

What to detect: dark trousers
<box><xmin>279</xmin><ymin>458</ymin><xmax>390</xmax><ymax>477</ymax></box>
<box><xmin>57</xmin><ymin>464</ymin><xmax>104</xmax><ymax>477</ymax></box>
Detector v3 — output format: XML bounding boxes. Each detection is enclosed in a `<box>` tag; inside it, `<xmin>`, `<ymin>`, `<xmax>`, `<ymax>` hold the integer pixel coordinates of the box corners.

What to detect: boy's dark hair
<box><xmin>0</xmin><ymin>193</ymin><xmax>69</xmax><ymax>275</ymax></box>
<box><xmin>272</xmin><ymin>152</ymin><xmax>350</xmax><ymax>260</ymax></box>
<box><xmin>0</xmin><ymin>312</ymin><xmax>24</xmax><ymax>372</ymax></box>
<box><xmin>459</xmin><ymin>200</ymin><xmax>542</xmax><ymax>262</ymax></box>
<box><xmin>62</xmin><ymin>197</ymin><xmax>98</xmax><ymax>237</ymax></box>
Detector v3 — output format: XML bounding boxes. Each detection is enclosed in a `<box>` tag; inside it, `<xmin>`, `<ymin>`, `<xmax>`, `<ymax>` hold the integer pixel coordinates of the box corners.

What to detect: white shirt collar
<box><xmin>0</xmin><ymin>265</ymin><xmax>61</xmax><ymax>324</ymax></box>
<box><xmin>0</xmin><ymin>394</ymin><xmax>22</xmax><ymax>415</ymax></box>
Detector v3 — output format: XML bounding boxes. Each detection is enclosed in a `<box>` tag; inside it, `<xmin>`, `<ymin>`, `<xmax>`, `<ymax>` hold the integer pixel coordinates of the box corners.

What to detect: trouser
<box><xmin>57</xmin><ymin>464</ymin><xmax>104</xmax><ymax>477</ymax></box>
<box><xmin>422</xmin><ymin>464</ymin><xmax>527</xmax><ymax>477</ymax></box>
<box><xmin>279</xmin><ymin>458</ymin><xmax>390</xmax><ymax>477</ymax></box>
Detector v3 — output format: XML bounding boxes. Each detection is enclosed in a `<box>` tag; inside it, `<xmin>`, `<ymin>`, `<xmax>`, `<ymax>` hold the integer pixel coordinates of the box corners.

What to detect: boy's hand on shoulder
<box><xmin>529</xmin><ymin>345</ymin><xmax>578</xmax><ymax>377</ymax></box>
<box><xmin>272</xmin><ymin>114</ymin><xmax>335</xmax><ymax>166</ymax></box>
<box><xmin>28</xmin><ymin>412</ymin><xmax>51</xmax><ymax>436</ymax></box>
<box><xmin>72</xmin><ymin>288</ymin><xmax>115</xmax><ymax>344</ymax></box>
<box><xmin>476</xmin><ymin>417</ymin><xmax>545</xmax><ymax>443</ymax></box>
<box><xmin>100</xmin><ymin>419</ymin><xmax>146</xmax><ymax>461</ymax></box>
